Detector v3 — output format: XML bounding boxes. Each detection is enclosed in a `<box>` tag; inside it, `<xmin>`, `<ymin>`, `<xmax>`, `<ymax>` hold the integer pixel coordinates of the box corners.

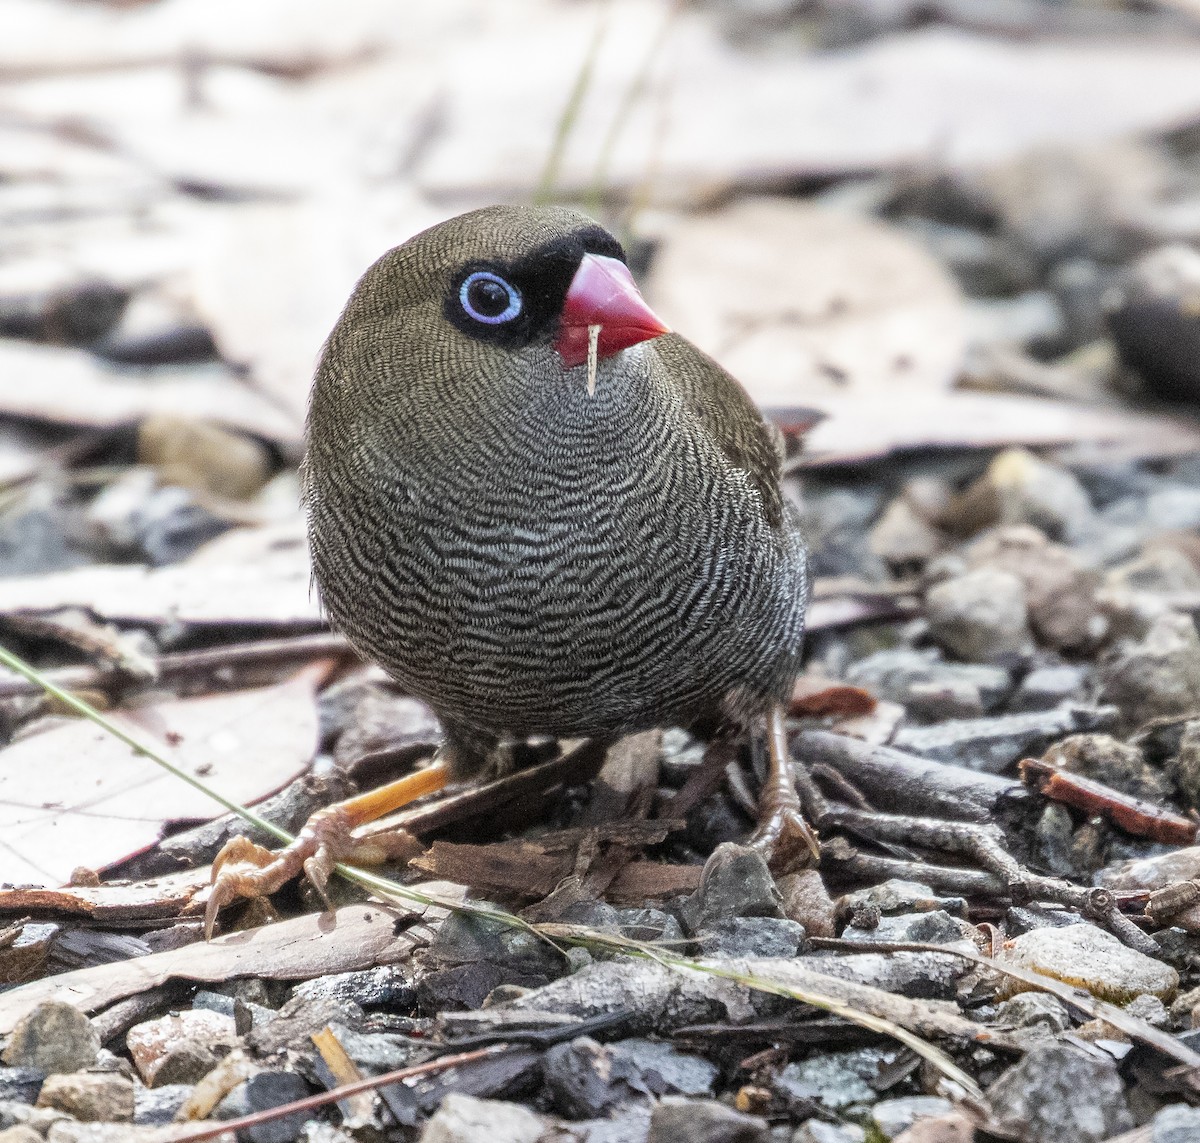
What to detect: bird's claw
<box><xmin>204</xmin><ymin>806</ymin><xmax>353</xmax><ymax>940</ymax></box>
<box><xmin>748</xmin><ymin>800</ymin><xmax>820</xmax><ymax>875</ymax></box>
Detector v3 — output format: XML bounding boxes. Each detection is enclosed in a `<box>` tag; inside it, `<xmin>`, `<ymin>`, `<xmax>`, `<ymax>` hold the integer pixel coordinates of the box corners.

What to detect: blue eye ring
<box><xmin>459</xmin><ymin>270</ymin><xmax>522</xmax><ymax>325</ymax></box>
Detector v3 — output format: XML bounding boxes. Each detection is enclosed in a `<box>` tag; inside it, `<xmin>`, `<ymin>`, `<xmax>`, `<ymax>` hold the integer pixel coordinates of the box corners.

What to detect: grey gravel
<box><xmin>647</xmin><ymin>1096</ymin><xmax>768</xmax><ymax>1143</ymax></box>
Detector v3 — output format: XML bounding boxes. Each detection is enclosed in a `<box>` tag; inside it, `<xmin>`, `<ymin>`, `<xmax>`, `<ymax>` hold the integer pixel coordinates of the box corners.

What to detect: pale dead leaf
<box><xmin>800</xmin><ymin>391</ymin><xmax>1200</xmax><ymax>467</ymax></box>
<box><xmin>0</xmin><ymin>521</ymin><xmax>319</xmax><ymax>627</ymax></box>
<box><xmin>190</xmin><ymin>191</ymin><xmax>445</xmax><ymax>426</ymax></box>
<box><xmin>648</xmin><ymin>199</ymin><xmax>965</xmax><ymax>406</ymax></box>
<box><xmin>0</xmin><ymin>661</ymin><xmax>328</xmax><ymax>886</ymax></box>
<box><xmin>0</xmin><ymin>894</ymin><xmax>465</xmax><ymax>1035</ymax></box>
<box><xmin>0</xmin><ymin>340</ymin><xmax>301</xmax><ymax>444</ymax></box>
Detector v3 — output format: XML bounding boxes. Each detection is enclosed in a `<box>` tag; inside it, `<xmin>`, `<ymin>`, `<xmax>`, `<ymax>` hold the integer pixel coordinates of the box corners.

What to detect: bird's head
<box><xmin>320</xmin><ymin>206</ymin><xmax>670</xmax><ymax>415</ymax></box>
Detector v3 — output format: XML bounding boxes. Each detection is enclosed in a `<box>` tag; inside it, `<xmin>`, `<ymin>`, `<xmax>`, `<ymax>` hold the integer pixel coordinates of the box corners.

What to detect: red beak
<box><xmin>554</xmin><ymin>253</ymin><xmax>670</xmax><ymax>368</ymax></box>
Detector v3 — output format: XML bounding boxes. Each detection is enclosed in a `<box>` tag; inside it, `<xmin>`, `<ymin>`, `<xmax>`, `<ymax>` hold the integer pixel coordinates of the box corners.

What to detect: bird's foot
<box><xmin>203</xmin><ymin>759</ymin><xmax>449</xmax><ymax>939</ymax></box>
<box><xmin>747</xmin><ymin>705</ymin><xmax>820</xmax><ymax>874</ymax></box>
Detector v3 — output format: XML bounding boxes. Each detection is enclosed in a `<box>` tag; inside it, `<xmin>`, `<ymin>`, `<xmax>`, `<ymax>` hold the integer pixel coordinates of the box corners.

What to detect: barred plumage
<box><xmin>303</xmin><ymin>205</ymin><xmax>808</xmax><ymax>776</ymax></box>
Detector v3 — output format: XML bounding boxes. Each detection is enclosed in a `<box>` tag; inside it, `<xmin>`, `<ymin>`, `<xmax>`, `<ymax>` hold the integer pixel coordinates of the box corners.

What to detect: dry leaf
<box><xmin>0</xmin><ymin>521</ymin><xmax>318</xmax><ymax>627</ymax></box>
<box><xmin>0</xmin><ymin>895</ymin><xmax>464</xmax><ymax>1036</ymax></box>
<box><xmin>648</xmin><ymin>199</ymin><xmax>966</xmax><ymax>408</ymax></box>
<box><xmin>0</xmin><ymin>661</ymin><xmax>329</xmax><ymax>886</ymax></box>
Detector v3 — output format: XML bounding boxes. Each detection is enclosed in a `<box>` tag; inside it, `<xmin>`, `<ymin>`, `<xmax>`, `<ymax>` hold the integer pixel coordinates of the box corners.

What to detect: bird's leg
<box><xmin>204</xmin><ymin>746</ymin><xmax>461</xmax><ymax>939</ymax></box>
<box><xmin>747</xmin><ymin>705</ymin><xmax>820</xmax><ymax>873</ymax></box>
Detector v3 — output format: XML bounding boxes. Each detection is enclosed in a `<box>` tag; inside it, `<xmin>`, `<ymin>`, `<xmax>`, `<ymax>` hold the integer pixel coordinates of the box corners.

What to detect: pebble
<box><xmin>678</xmin><ymin>844</ymin><xmax>783</xmax><ymax>934</ymax></box>
<box><xmin>1099</xmin><ymin>611</ymin><xmax>1200</xmax><ymax>729</ymax></box>
<box><xmin>1150</xmin><ymin>1104</ymin><xmax>1200</xmax><ymax>1143</ymax></box>
<box><xmin>646</xmin><ymin>1096</ymin><xmax>768</xmax><ymax>1143</ymax></box>
<box><xmin>773</xmin><ymin>1048</ymin><xmax>898</xmax><ymax>1114</ymax></box>
<box><xmin>542</xmin><ymin>1037</ymin><xmax>718</xmax><ymax>1118</ymax></box>
<box><xmin>1</xmin><ymin>1002</ymin><xmax>100</xmax><ymax>1075</ymax></box>
<box><xmin>868</xmin><ymin>495</ymin><xmax>944</xmax><ymax>568</ymax></box>
<box><xmin>137</xmin><ymin>415</ymin><xmax>273</xmax><ymax>501</ymax></box>
<box><xmin>1173</xmin><ymin>719</ymin><xmax>1200</xmax><ymax>810</ymax></box>
<box><xmin>1041</xmin><ymin>733</ymin><xmax>1172</xmax><ymax>802</ymax></box>
<box><xmin>946</xmin><ymin>448</ymin><xmax>1094</xmax><ymax>543</ymax></box>
<box><xmin>999</xmin><ymin>923</ymin><xmax>1179</xmax><ymax>1004</ymax></box>
<box><xmin>843</xmin><ymin>649</ymin><xmax>1012</xmax><ymax>714</ymax></box>
<box><xmin>0</xmin><ymin>1072</ymin><xmax>43</xmax><ymax>1106</ymax></box>
<box><xmin>793</xmin><ymin>1123</ymin><xmax>865</xmax><ymax>1143</ymax></box>
<box><xmin>1008</xmin><ymin>664</ymin><xmax>1090</xmax><ymax>712</ymax></box>
<box><xmin>925</xmin><ymin>568</ymin><xmax>1034</xmax><ymax>663</ymax></box>
<box><xmin>892</xmin><ymin>706</ymin><xmax>1113</xmax><ymax>774</ymax></box>
<box><xmin>36</xmin><ymin>1074</ymin><xmax>134</xmax><ymax>1123</ymax></box>
<box><xmin>695</xmin><ymin>918</ymin><xmax>807</xmax><ymax>958</ymax></box>
<box><xmin>0</xmin><ymin>1127</ymin><xmax>44</xmax><ymax>1143</ymax></box>
<box><xmin>132</xmin><ymin>1085</ymin><xmax>191</xmax><ymax>1126</ymax></box>
<box><xmin>1108</xmin><ymin>546</ymin><xmax>1200</xmax><ymax>594</ymax></box>
<box><xmin>840</xmin><ymin>880</ymin><xmax>965</xmax><ymax>918</ymax></box>
<box><xmin>419</xmin><ymin>1093</ymin><xmax>545</xmax><ymax>1143</ymax></box>
<box><xmin>215</xmin><ymin>1072</ymin><xmax>310</xmax><ymax>1143</ymax></box>
<box><xmin>126</xmin><ymin>1009</ymin><xmax>239</xmax><ymax>1087</ymax></box>
<box><xmin>1096</xmin><ymin>845</ymin><xmax>1200</xmax><ymax>891</ymax></box>
<box><xmin>1108</xmin><ymin>243</ymin><xmax>1200</xmax><ymax>404</ymax></box>
<box><xmin>867</xmin><ymin>1097</ymin><xmax>955</xmax><ymax>1140</ymax></box>
<box><xmin>985</xmin><ymin>1042</ymin><xmax>1133</xmax><ymax>1142</ymax></box>
<box><xmin>995</xmin><ymin>993</ymin><xmax>1071</xmax><ymax>1033</ymax></box>
<box><xmin>963</xmin><ymin>527</ymin><xmax>1107</xmax><ymax>652</ymax></box>
<box><xmin>840</xmin><ymin>910</ymin><xmax>968</xmax><ymax>946</ymax></box>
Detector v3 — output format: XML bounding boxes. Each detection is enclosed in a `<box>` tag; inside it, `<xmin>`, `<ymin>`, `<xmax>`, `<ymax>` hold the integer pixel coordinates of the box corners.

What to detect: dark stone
<box><xmin>134</xmin><ymin>1083</ymin><xmax>192</xmax><ymax>1125</ymax></box>
<box><xmin>246</xmin><ymin>995</ymin><xmax>364</xmax><ymax>1057</ymax></box>
<box><xmin>131</xmin><ymin>486</ymin><xmax>233</xmax><ymax>566</ymax></box>
<box><xmin>986</xmin><ymin>1043</ymin><xmax>1133</xmax><ymax>1142</ymax></box>
<box><xmin>647</xmin><ymin>1095</ymin><xmax>768</xmax><ymax>1143</ymax></box>
<box><xmin>430</xmin><ymin>906</ymin><xmax>568</xmax><ymax>978</ymax></box>
<box><xmin>215</xmin><ymin>1071</ymin><xmax>310</xmax><ymax>1143</ymax></box>
<box><xmin>292</xmin><ymin>965</ymin><xmax>416</xmax><ymax>1012</ymax></box>
<box><xmin>0</xmin><ymin>1069</ymin><xmax>43</xmax><ymax>1105</ymax></box>
<box><xmin>417</xmin><ymin>963</ymin><xmax>507</xmax><ymax>1015</ymax></box>
<box><xmin>323</xmin><ymin>1022</ymin><xmax>424</xmax><ymax>1075</ymax></box>
<box><xmin>679</xmin><ymin>844</ymin><xmax>783</xmax><ymax>934</ymax></box>
<box><xmin>695</xmin><ymin>917</ymin><xmax>806</xmax><ymax>958</ymax></box>
<box><xmin>1</xmin><ymin>1001</ymin><xmax>100</xmax><ymax>1074</ymax></box>
<box><xmin>542</xmin><ymin>1036</ymin><xmax>718</xmax><ymax>1120</ymax></box>
<box><xmin>615</xmin><ymin>908</ymin><xmax>685</xmax><ymax>944</ymax></box>
<box><xmin>840</xmin><ymin>910</ymin><xmax>964</xmax><ymax>946</ymax></box>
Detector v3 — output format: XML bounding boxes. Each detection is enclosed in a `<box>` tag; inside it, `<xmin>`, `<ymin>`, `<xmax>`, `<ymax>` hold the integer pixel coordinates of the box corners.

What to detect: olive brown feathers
<box><xmin>303</xmin><ymin>205</ymin><xmax>809</xmax><ymax>777</ymax></box>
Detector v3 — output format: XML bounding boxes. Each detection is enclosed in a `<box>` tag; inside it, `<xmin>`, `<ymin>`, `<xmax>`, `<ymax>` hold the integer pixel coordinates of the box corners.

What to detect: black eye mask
<box><xmin>443</xmin><ymin>226</ymin><xmax>625</xmax><ymax>350</ymax></box>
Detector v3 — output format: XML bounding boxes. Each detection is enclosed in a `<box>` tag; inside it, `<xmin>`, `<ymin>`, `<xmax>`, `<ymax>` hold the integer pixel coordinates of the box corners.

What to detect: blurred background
<box><xmin>5</xmin><ymin>0</ymin><xmax>1200</xmax><ymax>579</ymax></box>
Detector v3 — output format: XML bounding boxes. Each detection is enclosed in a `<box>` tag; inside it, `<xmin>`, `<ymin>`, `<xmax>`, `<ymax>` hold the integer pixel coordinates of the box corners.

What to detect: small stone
<box><xmin>0</xmin><ymin>1102</ymin><xmax>68</xmax><ymax>1134</ymax></box>
<box><xmin>841</xmin><ymin>911</ymin><xmax>968</xmax><ymax>946</ymax></box>
<box><xmin>0</xmin><ymin>1127</ymin><xmax>44</xmax><ymax>1143</ymax></box>
<box><xmin>964</xmin><ymin>527</ymin><xmax>1106</xmax><ymax>652</ymax></box>
<box><xmin>777</xmin><ymin>871</ymin><xmax>837</xmax><ymax>938</ymax></box>
<box><xmin>890</xmin><ymin>1111</ymin><xmax>977</xmax><ymax>1143</ymax></box>
<box><xmin>867</xmin><ymin>1096</ymin><xmax>955</xmax><ymax>1140</ymax></box>
<box><xmin>137</xmin><ymin>415</ymin><xmax>273</xmax><ymax>501</ymax></box>
<box><xmin>869</xmin><ymin>496</ymin><xmax>943</xmax><ymax>568</ymax></box>
<box><xmin>615</xmin><ymin>909</ymin><xmax>685</xmax><ymax>944</ymax></box>
<box><xmin>947</xmin><ymin>448</ymin><xmax>1094</xmax><ymax>543</ymax></box>
<box><xmin>542</xmin><ymin>1037</ymin><xmax>717</xmax><ymax>1119</ymax></box>
<box><xmin>844</xmin><ymin>649</ymin><xmax>1012</xmax><ymax>714</ymax></box>
<box><xmin>1151</xmin><ymin>1104</ymin><xmax>1200</xmax><ymax>1143</ymax></box>
<box><xmin>132</xmin><ymin>1085</ymin><xmax>191</xmax><ymax>1126</ymax></box>
<box><xmin>995</xmin><ymin>993</ymin><xmax>1071</xmax><ymax>1033</ymax></box>
<box><xmin>1008</xmin><ymin>664</ymin><xmax>1090</xmax><ymax>712</ymax></box>
<box><xmin>1108</xmin><ymin>547</ymin><xmax>1200</xmax><ymax>595</ymax></box>
<box><xmin>1097</xmin><ymin>846</ymin><xmax>1200</xmax><ymax>891</ymax></box>
<box><xmin>1042</xmin><ymin>733</ymin><xmax>1171</xmax><ymax>802</ymax></box>
<box><xmin>430</xmin><ymin>906</ymin><xmax>567</xmax><ymax>978</ymax></box>
<box><xmin>679</xmin><ymin>844</ymin><xmax>783</xmax><ymax>934</ymax></box>
<box><xmin>420</xmin><ymin>1092</ymin><xmax>545</xmax><ymax>1143</ymax></box>
<box><xmin>0</xmin><ymin>1070</ymin><xmax>44</xmax><ymax>1105</ymax></box>
<box><xmin>985</xmin><ymin>1042</ymin><xmax>1133</xmax><ymax>1142</ymax></box>
<box><xmin>999</xmin><ymin>923</ymin><xmax>1178</xmax><ymax>1004</ymax></box>
<box><xmin>417</xmin><ymin>963</ymin><xmax>507</xmax><ymax>1014</ymax></box>
<box><xmin>215</xmin><ymin>1072</ymin><xmax>309</xmax><ymax>1143</ymax></box>
<box><xmin>840</xmin><ymin>880</ymin><xmax>965</xmax><ymax>918</ymax></box>
<box><xmin>647</xmin><ymin>1096</ymin><xmax>768</xmax><ymax>1143</ymax></box>
<box><xmin>2</xmin><ymin>1002</ymin><xmax>100</xmax><ymax>1075</ymax></box>
<box><xmin>793</xmin><ymin>1123</ymin><xmax>865</xmax><ymax>1143</ymax></box>
<box><xmin>926</xmin><ymin>568</ymin><xmax>1033</xmax><ymax>663</ymax></box>
<box><xmin>1099</xmin><ymin>611</ymin><xmax>1200</xmax><ymax>730</ymax></box>
<box><xmin>1169</xmin><ymin>719</ymin><xmax>1200</xmax><ymax>811</ymax></box>
<box><xmin>36</xmin><ymin>1074</ymin><xmax>133</xmax><ymax>1123</ymax></box>
<box><xmin>126</xmin><ymin>1009</ymin><xmax>238</xmax><ymax>1087</ymax></box>
<box><xmin>774</xmin><ymin>1048</ymin><xmax>896</xmax><ymax>1114</ymax></box>
<box><xmin>695</xmin><ymin>918</ymin><xmax>806</xmax><ymax>958</ymax></box>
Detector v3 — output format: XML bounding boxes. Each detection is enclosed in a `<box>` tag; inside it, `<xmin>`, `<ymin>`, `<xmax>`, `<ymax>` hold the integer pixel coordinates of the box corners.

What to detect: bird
<box><xmin>205</xmin><ymin>205</ymin><xmax>816</xmax><ymax>935</ymax></box>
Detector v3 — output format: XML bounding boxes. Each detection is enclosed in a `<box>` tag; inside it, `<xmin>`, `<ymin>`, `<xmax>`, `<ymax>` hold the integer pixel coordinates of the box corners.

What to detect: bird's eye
<box><xmin>458</xmin><ymin>271</ymin><xmax>522</xmax><ymax>325</ymax></box>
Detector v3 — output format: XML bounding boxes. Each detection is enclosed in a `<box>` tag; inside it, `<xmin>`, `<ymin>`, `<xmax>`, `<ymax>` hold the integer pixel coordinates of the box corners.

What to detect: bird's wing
<box><xmin>651</xmin><ymin>333</ymin><xmax>786</xmax><ymax>528</ymax></box>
